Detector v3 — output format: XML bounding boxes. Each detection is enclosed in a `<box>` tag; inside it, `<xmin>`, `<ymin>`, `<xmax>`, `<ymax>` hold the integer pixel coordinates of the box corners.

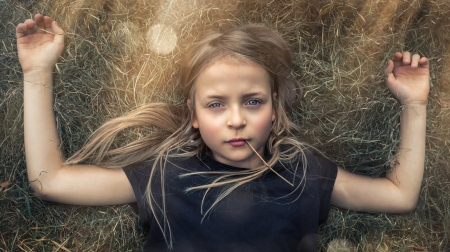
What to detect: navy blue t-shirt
<box><xmin>123</xmin><ymin>151</ymin><xmax>337</xmax><ymax>252</ymax></box>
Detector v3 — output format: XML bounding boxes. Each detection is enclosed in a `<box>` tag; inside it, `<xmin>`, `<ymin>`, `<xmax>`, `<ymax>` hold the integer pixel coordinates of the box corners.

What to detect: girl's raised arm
<box><xmin>331</xmin><ymin>52</ymin><xmax>429</xmax><ymax>213</ymax></box>
<box><xmin>18</xmin><ymin>14</ymin><xmax>135</xmax><ymax>206</ymax></box>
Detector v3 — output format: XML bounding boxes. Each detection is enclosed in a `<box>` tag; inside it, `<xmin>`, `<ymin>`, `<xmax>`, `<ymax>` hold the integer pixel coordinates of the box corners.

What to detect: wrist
<box><xmin>23</xmin><ymin>66</ymin><xmax>55</xmax><ymax>76</ymax></box>
<box><xmin>24</xmin><ymin>69</ymin><xmax>53</xmax><ymax>79</ymax></box>
<box><xmin>23</xmin><ymin>71</ymin><xmax>54</xmax><ymax>90</ymax></box>
<box><xmin>401</xmin><ymin>101</ymin><xmax>427</xmax><ymax>109</ymax></box>
<box><xmin>399</xmin><ymin>97</ymin><xmax>428</xmax><ymax>108</ymax></box>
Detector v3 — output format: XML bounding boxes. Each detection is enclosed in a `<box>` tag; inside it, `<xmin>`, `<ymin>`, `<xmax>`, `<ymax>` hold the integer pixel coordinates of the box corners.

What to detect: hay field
<box><xmin>1</xmin><ymin>0</ymin><xmax>449</xmax><ymax>251</ymax></box>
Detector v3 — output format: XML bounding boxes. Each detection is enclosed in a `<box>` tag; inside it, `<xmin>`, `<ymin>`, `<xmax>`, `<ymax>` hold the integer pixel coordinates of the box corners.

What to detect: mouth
<box><xmin>227</xmin><ymin>138</ymin><xmax>248</xmax><ymax>147</ymax></box>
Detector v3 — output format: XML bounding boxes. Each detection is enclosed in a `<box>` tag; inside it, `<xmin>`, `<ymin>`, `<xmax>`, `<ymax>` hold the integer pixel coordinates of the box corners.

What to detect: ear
<box><xmin>272</xmin><ymin>93</ymin><xmax>277</xmax><ymax>122</ymax></box>
<box><xmin>187</xmin><ymin>99</ymin><xmax>199</xmax><ymax>128</ymax></box>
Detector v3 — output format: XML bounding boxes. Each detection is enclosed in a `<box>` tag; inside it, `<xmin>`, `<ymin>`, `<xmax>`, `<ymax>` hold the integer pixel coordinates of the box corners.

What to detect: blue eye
<box><xmin>247</xmin><ymin>99</ymin><xmax>261</xmax><ymax>106</ymax></box>
<box><xmin>209</xmin><ymin>103</ymin><xmax>222</xmax><ymax>108</ymax></box>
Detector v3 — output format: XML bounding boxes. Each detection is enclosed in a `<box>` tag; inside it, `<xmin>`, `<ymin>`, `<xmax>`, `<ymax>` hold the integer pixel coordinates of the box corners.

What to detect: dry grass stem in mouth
<box><xmin>245</xmin><ymin>140</ymin><xmax>294</xmax><ymax>187</ymax></box>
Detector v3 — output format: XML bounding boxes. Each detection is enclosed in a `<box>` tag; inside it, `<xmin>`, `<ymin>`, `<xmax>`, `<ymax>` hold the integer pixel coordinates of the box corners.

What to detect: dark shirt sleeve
<box><xmin>123</xmin><ymin>162</ymin><xmax>154</xmax><ymax>230</ymax></box>
<box><xmin>306</xmin><ymin>152</ymin><xmax>338</xmax><ymax>224</ymax></box>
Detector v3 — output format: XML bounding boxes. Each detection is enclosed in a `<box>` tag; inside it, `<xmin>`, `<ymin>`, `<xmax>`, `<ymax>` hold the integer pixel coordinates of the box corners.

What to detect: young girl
<box><xmin>17</xmin><ymin>14</ymin><xmax>430</xmax><ymax>251</ymax></box>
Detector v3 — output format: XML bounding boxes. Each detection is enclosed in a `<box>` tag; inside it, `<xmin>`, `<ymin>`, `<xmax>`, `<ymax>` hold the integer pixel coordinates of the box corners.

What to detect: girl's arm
<box><xmin>331</xmin><ymin>52</ymin><xmax>430</xmax><ymax>213</ymax></box>
<box><xmin>18</xmin><ymin>14</ymin><xmax>135</xmax><ymax>205</ymax></box>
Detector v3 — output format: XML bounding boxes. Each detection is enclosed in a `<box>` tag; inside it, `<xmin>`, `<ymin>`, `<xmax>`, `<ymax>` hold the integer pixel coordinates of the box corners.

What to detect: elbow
<box><xmin>27</xmin><ymin>166</ymin><xmax>62</xmax><ymax>201</ymax></box>
<box><xmin>396</xmin><ymin>197</ymin><xmax>419</xmax><ymax>214</ymax></box>
<box><xmin>28</xmin><ymin>178</ymin><xmax>53</xmax><ymax>201</ymax></box>
<box><xmin>389</xmin><ymin>185</ymin><xmax>420</xmax><ymax>213</ymax></box>
<box><xmin>404</xmin><ymin>201</ymin><xmax>418</xmax><ymax>213</ymax></box>
<box><xmin>28</xmin><ymin>170</ymin><xmax>45</xmax><ymax>195</ymax></box>
<box><xmin>29</xmin><ymin>181</ymin><xmax>62</xmax><ymax>202</ymax></box>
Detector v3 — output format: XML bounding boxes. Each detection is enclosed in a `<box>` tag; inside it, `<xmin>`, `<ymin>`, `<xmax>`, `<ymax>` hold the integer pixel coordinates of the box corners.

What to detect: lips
<box><xmin>227</xmin><ymin>138</ymin><xmax>247</xmax><ymax>147</ymax></box>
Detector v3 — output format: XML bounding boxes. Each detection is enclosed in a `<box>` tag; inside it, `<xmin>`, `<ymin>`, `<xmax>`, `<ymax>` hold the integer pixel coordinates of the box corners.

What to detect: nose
<box><xmin>227</xmin><ymin>105</ymin><xmax>246</xmax><ymax>129</ymax></box>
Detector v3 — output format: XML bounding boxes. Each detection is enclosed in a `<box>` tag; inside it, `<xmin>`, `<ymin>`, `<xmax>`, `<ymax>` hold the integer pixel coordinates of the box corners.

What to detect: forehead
<box><xmin>194</xmin><ymin>58</ymin><xmax>272</xmax><ymax>97</ymax></box>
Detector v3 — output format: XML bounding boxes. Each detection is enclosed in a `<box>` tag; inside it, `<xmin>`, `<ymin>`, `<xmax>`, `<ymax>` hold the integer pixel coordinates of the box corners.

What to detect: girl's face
<box><xmin>190</xmin><ymin>58</ymin><xmax>275</xmax><ymax>169</ymax></box>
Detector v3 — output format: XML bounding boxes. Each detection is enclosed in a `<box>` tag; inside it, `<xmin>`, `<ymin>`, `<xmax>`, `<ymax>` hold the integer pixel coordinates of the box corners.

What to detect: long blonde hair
<box><xmin>66</xmin><ymin>24</ymin><xmax>307</xmax><ymax>249</ymax></box>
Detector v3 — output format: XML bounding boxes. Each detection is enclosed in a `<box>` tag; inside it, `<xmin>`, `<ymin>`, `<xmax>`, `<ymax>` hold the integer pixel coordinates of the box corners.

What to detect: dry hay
<box><xmin>1</xmin><ymin>0</ymin><xmax>449</xmax><ymax>251</ymax></box>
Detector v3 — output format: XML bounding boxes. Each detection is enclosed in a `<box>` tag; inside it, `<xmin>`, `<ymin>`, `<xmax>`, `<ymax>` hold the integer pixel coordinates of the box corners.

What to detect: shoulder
<box><xmin>280</xmin><ymin>148</ymin><xmax>338</xmax><ymax>199</ymax></box>
<box><xmin>276</xmin><ymin>146</ymin><xmax>338</xmax><ymax>223</ymax></box>
<box><xmin>274</xmin><ymin>146</ymin><xmax>338</xmax><ymax>199</ymax></box>
<box><xmin>304</xmin><ymin>151</ymin><xmax>337</xmax><ymax>178</ymax></box>
<box><xmin>278</xmin><ymin>144</ymin><xmax>337</xmax><ymax>179</ymax></box>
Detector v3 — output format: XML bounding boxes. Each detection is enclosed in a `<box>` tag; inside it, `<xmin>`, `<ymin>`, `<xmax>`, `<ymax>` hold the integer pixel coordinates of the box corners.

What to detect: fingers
<box><xmin>419</xmin><ymin>57</ymin><xmax>430</xmax><ymax>69</ymax></box>
<box><xmin>402</xmin><ymin>52</ymin><xmax>411</xmax><ymax>65</ymax></box>
<box><xmin>410</xmin><ymin>54</ymin><xmax>420</xmax><ymax>68</ymax></box>
<box><xmin>391</xmin><ymin>51</ymin><xmax>428</xmax><ymax>69</ymax></box>
<box><xmin>16</xmin><ymin>23</ymin><xmax>27</xmax><ymax>39</ymax></box>
<box><xmin>35</xmin><ymin>14</ymin><xmax>45</xmax><ymax>33</ymax></box>
<box><xmin>52</xmin><ymin>21</ymin><xmax>65</xmax><ymax>44</ymax></box>
<box><xmin>16</xmin><ymin>18</ymin><xmax>35</xmax><ymax>39</ymax></box>
<box><xmin>43</xmin><ymin>16</ymin><xmax>54</xmax><ymax>32</ymax></box>
<box><xmin>35</xmin><ymin>14</ymin><xmax>55</xmax><ymax>33</ymax></box>
<box><xmin>24</xmin><ymin>18</ymin><xmax>36</xmax><ymax>35</ymax></box>
<box><xmin>393</xmin><ymin>52</ymin><xmax>403</xmax><ymax>69</ymax></box>
<box><xmin>16</xmin><ymin>14</ymin><xmax>63</xmax><ymax>39</ymax></box>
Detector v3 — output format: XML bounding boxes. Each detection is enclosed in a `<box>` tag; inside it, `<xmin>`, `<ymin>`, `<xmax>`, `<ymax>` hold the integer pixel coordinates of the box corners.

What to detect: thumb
<box><xmin>385</xmin><ymin>60</ymin><xmax>396</xmax><ymax>84</ymax></box>
<box><xmin>384</xmin><ymin>60</ymin><xmax>394</xmax><ymax>75</ymax></box>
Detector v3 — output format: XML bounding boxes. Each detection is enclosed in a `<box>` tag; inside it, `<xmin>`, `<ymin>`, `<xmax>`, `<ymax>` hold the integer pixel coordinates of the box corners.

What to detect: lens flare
<box><xmin>146</xmin><ymin>24</ymin><xmax>178</xmax><ymax>55</ymax></box>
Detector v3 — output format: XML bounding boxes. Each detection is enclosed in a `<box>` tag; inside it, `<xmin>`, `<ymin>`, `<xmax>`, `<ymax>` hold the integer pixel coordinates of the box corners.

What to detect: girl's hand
<box><xmin>384</xmin><ymin>52</ymin><xmax>430</xmax><ymax>105</ymax></box>
<box><xmin>16</xmin><ymin>14</ymin><xmax>65</xmax><ymax>74</ymax></box>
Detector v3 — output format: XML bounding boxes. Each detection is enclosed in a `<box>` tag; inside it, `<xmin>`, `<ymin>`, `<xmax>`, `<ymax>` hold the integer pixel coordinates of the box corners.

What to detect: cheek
<box><xmin>196</xmin><ymin>118</ymin><xmax>222</xmax><ymax>146</ymax></box>
<box><xmin>252</xmin><ymin>110</ymin><xmax>275</xmax><ymax>132</ymax></box>
<box><xmin>195</xmin><ymin>113</ymin><xmax>221</xmax><ymax>131</ymax></box>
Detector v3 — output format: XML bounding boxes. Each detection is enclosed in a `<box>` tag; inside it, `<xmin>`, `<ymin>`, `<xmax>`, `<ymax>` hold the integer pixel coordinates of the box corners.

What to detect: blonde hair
<box><xmin>66</xmin><ymin>24</ymin><xmax>307</xmax><ymax>249</ymax></box>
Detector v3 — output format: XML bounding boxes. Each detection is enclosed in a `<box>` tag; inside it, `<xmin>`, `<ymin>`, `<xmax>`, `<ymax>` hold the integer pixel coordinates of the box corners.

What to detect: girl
<box><xmin>17</xmin><ymin>14</ymin><xmax>430</xmax><ymax>251</ymax></box>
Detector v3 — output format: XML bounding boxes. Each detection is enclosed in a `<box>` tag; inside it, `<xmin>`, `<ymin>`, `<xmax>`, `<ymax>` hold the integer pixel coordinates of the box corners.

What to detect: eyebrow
<box><xmin>204</xmin><ymin>92</ymin><xmax>267</xmax><ymax>100</ymax></box>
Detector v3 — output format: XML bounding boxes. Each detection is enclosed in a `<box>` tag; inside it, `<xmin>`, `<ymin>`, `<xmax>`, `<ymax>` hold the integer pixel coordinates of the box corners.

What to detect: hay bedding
<box><xmin>0</xmin><ymin>0</ymin><xmax>449</xmax><ymax>251</ymax></box>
